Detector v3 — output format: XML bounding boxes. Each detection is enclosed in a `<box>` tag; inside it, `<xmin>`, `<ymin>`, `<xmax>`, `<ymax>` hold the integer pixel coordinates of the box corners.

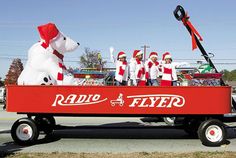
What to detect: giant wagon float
<box><xmin>6</xmin><ymin>5</ymin><xmax>236</xmax><ymax>147</ymax></box>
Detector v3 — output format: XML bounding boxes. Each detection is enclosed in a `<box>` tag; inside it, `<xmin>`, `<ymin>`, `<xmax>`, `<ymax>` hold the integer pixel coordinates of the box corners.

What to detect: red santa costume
<box><xmin>129</xmin><ymin>50</ymin><xmax>146</xmax><ymax>86</ymax></box>
<box><xmin>145</xmin><ymin>52</ymin><xmax>160</xmax><ymax>86</ymax></box>
<box><xmin>110</xmin><ymin>49</ymin><xmax>129</xmax><ymax>85</ymax></box>
<box><xmin>160</xmin><ymin>52</ymin><xmax>177</xmax><ymax>86</ymax></box>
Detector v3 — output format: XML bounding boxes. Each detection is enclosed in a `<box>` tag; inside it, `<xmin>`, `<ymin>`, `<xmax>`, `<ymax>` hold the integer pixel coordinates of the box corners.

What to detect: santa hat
<box><xmin>162</xmin><ymin>52</ymin><xmax>172</xmax><ymax>60</ymax></box>
<box><xmin>37</xmin><ymin>23</ymin><xmax>59</xmax><ymax>48</ymax></box>
<box><xmin>133</xmin><ymin>50</ymin><xmax>143</xmax><ymax>58</ymax></box>
<box><xmin>149</xmin><ymin>52</ymin><xmax>158</xmax><ymax>59</ymax></box>
<box><xmin>117</xmin><ymin>51</ymin><xmax>126</xmax><ymax>59</ymax></box>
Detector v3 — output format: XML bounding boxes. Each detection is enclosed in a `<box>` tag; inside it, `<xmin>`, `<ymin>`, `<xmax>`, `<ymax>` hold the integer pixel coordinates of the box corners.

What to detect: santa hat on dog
<box><xmin>149</xmin><ymin>52</ymin><xmax>158</xmax><ymax>59</ymax></box>
<box><xmin>117</xmin><ymin>51</ymin><xmax>126</xmax><ymax>59</ymax></box>
<box><xmin>38</xmin><ymin>23</ymin><xmax>59</xmax><ymax>48</ymax></box>
<box><xmin>133</xmin><ymin>50</ymin><xmax>143</xmax><ymax>58</ymax></box>
<box><xmin>162</xmin><ymin>52</ymin><xmax>172</xmax><ymax>60</ymax></box>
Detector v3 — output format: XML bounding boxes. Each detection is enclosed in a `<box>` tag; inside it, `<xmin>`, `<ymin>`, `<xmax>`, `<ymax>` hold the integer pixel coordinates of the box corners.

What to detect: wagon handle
<box><xmin>173</xmin><ymin>5</ymin><xmax>219</xmax><ymax>75</ymax></box>
<box><xmin>174</xmin><ymin>5</ymin><xmax>185</xmax><ymax>21</ymax></box>
<box><xmin>174</xmin><ymin>5</ymin><xmax>236</xmax><ymax>110</ymax></box>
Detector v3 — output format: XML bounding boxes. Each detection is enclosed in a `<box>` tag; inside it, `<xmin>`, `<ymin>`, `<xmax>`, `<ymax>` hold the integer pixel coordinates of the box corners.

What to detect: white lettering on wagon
<box><xmin>52</xmin><ymin>94</ymin><xmax>107</xmax><ymax>106</ymax></box>
<box><xmin>127</xmin><ymin>94</ymin><xmax>185</xmax><ymax>108</ymax></box>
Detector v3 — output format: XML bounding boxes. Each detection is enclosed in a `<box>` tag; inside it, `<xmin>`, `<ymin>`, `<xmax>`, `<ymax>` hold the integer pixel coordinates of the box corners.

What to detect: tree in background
<box><xmin>231</xmin><ymin>69</ymin><xmax>236</xmax><ymax>81</ymax></box>
<box><xmin>5</xmin><ymin>58</ymin><xmax>24</xmax><ymax>85</ymax></box>
<box><xmin>221</xmin><ymin>69</ymin><xmax>236</xmax><ymax>81</ymax></box>
<box><xmin>79</xmin><ymin>47</ymin><xmax>107</xmax><ymax>69</ymax></box>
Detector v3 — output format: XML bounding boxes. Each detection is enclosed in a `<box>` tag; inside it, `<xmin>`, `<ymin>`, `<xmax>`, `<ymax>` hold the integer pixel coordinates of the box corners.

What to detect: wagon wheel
<box><xmin>11</xmin><ymin>118</ymin><xmax>39</xmax><ymax>145</ymax></box>
<box><xmin>34</xmin><ymin>115</ymin><xmax>56</xmax><ymax>135</ymax></box>
<box><xmin>198</xmin><ymin>119</ymin><xmax>227</xmax><ymax>147</ymax></box>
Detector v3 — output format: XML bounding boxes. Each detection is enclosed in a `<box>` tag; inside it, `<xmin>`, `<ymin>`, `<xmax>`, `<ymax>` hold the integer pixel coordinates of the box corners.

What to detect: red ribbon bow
<box><xmin>182</xmin><ymin>13</ymin><xmax>203</xmax><ymax>50</ymax></box>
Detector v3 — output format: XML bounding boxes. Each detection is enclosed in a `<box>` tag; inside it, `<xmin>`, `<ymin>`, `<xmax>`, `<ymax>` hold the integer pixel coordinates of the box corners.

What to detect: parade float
<box><xmin>6</xmin><ymin>5</ymin><xmax>236</xmax><ymax>147</ymax></box>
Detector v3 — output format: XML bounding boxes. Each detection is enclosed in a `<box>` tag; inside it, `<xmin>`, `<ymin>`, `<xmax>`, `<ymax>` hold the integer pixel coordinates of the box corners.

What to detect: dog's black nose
<box><xmin>77</xmin><ymin>42</ymin><xmax>80</xmax><ymax>46</ymax></box>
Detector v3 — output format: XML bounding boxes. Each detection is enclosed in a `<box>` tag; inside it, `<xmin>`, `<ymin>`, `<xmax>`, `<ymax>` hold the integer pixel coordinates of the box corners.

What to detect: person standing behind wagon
<box><xmin>129</xmin><ymin>50</ymin><xmax>146</xmax><ymax>86</ymax></box>
<box><xmin>160</xmin><ymin>52</ymin><xmax>177</xmax><ymax>86</ymax></box>
<box><xmin>145</xmin><ymin>52</ymin><xmax>160</xmax><ymax>86</ymax></box>
<box><xmin>110</xmin><ymin>47</ymin><xmax>129</xmax><ymax>86</ymax></box>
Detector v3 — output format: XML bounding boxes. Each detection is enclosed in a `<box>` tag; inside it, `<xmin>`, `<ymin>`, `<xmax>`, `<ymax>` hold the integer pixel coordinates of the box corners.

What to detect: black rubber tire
<box><xmin>11</xmin><ymin>118</ymin><xmax>39</xmax><ymax>145</ymax></box>
<box><xmin>34</xmin><ymin>116</ymin><xmax>55</xmax><ymax>135</ymax></box>
<box><xmin>198</xmin><ymin>119</ymin><xmax>226</xmax><ymax>147</ymax></box>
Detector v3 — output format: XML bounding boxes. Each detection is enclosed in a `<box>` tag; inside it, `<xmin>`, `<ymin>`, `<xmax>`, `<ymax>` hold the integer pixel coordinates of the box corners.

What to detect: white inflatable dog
<box><xmin>18</xmin><ymin>23</ymin><xmax>79</xmax><ymax>85</ymax></box>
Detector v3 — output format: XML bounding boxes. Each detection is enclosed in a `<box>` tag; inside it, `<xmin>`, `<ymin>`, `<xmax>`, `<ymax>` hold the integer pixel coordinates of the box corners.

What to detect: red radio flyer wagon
<box><xmin>6</xmin><ymin>5</ymin><xmax>236</xmax><ymax>147</ymax></box>
<box><xmin>6</xmin><ymin>86</ymin><xmax>235</xmax><ymax>147</ymax></box>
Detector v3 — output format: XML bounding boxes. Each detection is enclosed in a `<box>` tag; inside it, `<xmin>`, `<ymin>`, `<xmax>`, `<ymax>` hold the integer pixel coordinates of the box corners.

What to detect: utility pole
<box><xmin>141</xmin><ymin>45</ymin><xmax>150</xmax><ymax>61</ymax></box>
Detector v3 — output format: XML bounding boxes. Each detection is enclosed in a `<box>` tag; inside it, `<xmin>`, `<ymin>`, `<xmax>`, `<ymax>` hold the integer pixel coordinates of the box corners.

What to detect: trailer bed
<box><xmin>6</xmin><ymin>86</ymin><xmax>231</xmax><ymax>115</ymax></box>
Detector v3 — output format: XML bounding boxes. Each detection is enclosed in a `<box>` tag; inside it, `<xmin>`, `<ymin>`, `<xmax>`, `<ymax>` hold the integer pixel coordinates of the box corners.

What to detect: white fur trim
<box><xmin>149</xmin><ymin>55</ymin><xmax>158</xmax><ymax>59</ymax></box>
<box><xmin>136</xmin><ymin>50</ymin><xmax>143</xmax><ymax>56</ymax></box>
<box><xmin>50</xmin><ymin>32</ymin><xmax>61</xmax><ymax>43</ymax></box>
<box><xmin>118</xmin><ymin>54</ymin><xmax>126</xmax><ymax>58</ymax></box>
<box><xmin>164</xmin><ymin>54</ymin><xmax>171</xmax><ymax>59</ymax></box>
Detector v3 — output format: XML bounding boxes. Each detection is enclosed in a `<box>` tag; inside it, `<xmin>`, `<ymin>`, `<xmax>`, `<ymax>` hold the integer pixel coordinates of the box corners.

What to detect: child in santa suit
<box><xmin>145</xmin><ymin>52</ymin><xmax>160</xmax><ymax>86</ymax></box>
<box><xmin>160</xmin><ymin>52</ymin><xmax>177</xmax><ymax>86</ymax></box>
<box><xmin>129</xmin><ymin>50</ymin><xmax>146</xmax><ymax>86</ymax></box>
<box><xmin>110</xmin><ymin>47</ymin><xmax>129</xmax><ymax>86</ymax></box>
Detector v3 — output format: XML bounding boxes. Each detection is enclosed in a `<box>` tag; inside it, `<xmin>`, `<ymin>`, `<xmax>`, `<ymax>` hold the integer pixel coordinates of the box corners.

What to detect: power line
<box><xmin>1</xmin><ymin>55</ymin><xmax>236</xmax><ymax>60</ymax></box>
<box><xmin>1</xmin><ymin>58</ymin><xmax>236</xmax><ymax>65</ymax></box>
<box><xmin>1</xmin><ymin>55</ymin><xmax>236</xmax><ymax>65</ymax></box>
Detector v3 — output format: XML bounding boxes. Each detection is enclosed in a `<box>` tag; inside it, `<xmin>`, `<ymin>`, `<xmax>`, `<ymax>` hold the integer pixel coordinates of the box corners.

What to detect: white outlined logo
<box><xmin>127</xmin><ymin>94</ymin><xmax>185</xmax><ymax>108</ymax></box>
<box><xmin>52</xmin><ymin>94</ymin><xmax>107</xmax><ymax>106</ymax></box>
<box><xmin>110</xmin><ymin>93</ymin><xmax>124</xmax><ymax>107</ymax></box>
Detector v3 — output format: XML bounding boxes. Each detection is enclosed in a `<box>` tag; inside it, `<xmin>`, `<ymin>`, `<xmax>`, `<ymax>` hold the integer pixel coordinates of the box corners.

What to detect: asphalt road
<box><xmin>1</xmin><ymin>103</ymin><xmax>236</xmax><ymax>154</ymax></box>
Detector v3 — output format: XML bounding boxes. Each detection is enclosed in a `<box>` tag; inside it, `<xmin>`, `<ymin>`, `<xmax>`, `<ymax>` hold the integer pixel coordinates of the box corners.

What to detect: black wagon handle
<box><xmin>174</xmin><ymin>5</ymin><xmax>186</xmax><ymax>21</ymax></box>
<box><xmin>173</xmin><ymin>5</ymin><xmax>236</xmax><ymax>110</ymax></box>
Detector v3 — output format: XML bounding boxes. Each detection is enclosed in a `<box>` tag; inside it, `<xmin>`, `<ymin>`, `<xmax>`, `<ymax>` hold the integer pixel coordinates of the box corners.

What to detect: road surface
<box><xmin>1</xmin><ymin>104</ymin><xmax>236</xmax><ymax>154</ymax></box>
